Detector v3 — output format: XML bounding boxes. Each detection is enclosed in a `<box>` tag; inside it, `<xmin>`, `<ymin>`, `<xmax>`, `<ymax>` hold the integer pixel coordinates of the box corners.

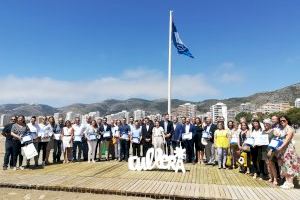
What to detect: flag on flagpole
<box><xmin>172</xmin><ymin>21</ymin><xmax>194</xmax><ymax>58</ymax></box>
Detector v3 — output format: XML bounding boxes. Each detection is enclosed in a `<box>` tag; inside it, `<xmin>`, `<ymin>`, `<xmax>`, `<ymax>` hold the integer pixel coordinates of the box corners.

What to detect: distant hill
<box><xmin>0</xmin><ymin>83</ymin><xmax>299</xmax><ymax>116</ymax></box>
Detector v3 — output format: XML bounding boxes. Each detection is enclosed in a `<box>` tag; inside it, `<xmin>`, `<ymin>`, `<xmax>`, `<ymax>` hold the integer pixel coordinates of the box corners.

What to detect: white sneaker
<box><xmin>19</xmin><ymin>166</ymin><xmax>24</xmax><ymax>170</ymax></box>
<box><xmin>280</xmin><ymin>182</ymin><xmax>294</xmax><ymax>189</ymax></box>
<box><xmin>92</xmin><ymin>160</ymin><xmax>96</xmax><ymax>163</ymax></box>
<box><xmin>13</xmin><ymin>167</ymin><xmax>17</xmax><ymax>171</ymax></box>
<box><xmin>88</xmin><ymin>161</ymin><xmax>90</xmax><ymax>163</ymax></box>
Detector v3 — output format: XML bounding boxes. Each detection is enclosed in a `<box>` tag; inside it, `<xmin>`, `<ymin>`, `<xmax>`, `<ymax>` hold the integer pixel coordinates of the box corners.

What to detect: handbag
<box><xmin>226</xmin><ymin>154</ymin><xmax>232</xmax><ymax>167</ymax></box>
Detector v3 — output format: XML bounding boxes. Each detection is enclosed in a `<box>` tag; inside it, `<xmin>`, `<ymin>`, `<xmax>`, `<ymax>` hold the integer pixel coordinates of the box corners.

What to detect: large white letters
<box><xmin>128</xmin><ymin>147</ymin><xmax>186</xmax><ymax>173</ymax></box>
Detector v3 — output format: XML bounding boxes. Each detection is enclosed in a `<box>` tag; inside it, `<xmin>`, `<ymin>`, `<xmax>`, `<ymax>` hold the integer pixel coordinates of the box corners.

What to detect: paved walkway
<box><xmin>0</xmin><ymin>161</ymin><xmax>299</xmax><ymax>200</ymax></box>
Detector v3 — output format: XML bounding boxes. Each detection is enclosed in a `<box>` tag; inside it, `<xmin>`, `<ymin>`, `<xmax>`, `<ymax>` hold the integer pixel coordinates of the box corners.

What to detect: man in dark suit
<box><xmin>141</xmin><ymin>117</ymin><xmax>153</xmax><ymax>157</ymax></box>
<box><xmin>182</xmin><ymin>118</ymin><xmax>196</xmax><ymax>163</ymax></box>
<box><xmin>203</xmin><ymin>116</ymin><xmax>217</xmax><ymax>165</ymax></box>
<box><xmin>171</xmin><ymin>116</ymin><xmax>183</xmax><ymax>150</ymax></box>
<box><xmin>160</xmin><ymin>114</ymin><xmax>174</xmax><ymax>155</ymax></box>
<box><xmin>98</xmin><ymin>117</ymin><xmax>112</xmax><ymax>161</ymax></box>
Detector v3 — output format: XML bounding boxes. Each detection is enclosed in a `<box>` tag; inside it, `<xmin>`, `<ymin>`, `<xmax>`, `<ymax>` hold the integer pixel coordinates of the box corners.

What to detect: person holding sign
<box><xmin>10</xmin><ymin>115</ymin><xmax>29</xmax><ymax>170</ymax></box>
<box><xmin>85</xmin><ymin>120</ymin><xmax>98</xmax><ymax>163</ymax></box>
<box><xmin>214</xmin><ymin>122</ymin><xmax>230</xmax><ymax>169</ymax></box>
<box><xmin>182</xmin><ymin>118</ymin><xmax>196</xmax><ymax>163</ymax></box>
<box><xmin>52</xmin><ymin>118</ymin><xmax>64</xmax><ymax>164</ymax></box>
<box><xmin>131</xmin><ymin>120</ymin><xmax>142</xmax><ymax>157</ymax></box>
<box><xmin>62</xmin><ymin>120</ymin><xmax>74</xmax><ymax>164</ymax></box>
<box><xmin>99</xmin><ymin>117</ymin><xmax>112</xmax><ymax>161</ymax></box>
<box><xmin>277</xmin><ymin>116</ymin><xmax>300</xmax><ymax>189</ymax></box>
<box><xmin>250</xmin><ymin>119</ymin><xmax>263</xmax><ymax>179</ymax></box>
<box><xmin>26</xmin><ymin>116</ymin><xmax>40</xmax><ymax>167</ymax></box>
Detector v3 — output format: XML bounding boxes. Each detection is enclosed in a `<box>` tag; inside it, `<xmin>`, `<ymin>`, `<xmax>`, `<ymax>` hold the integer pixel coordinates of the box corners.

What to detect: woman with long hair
<box><xmin>85</xmin><ymin>120</ymin><xmax>98</xmax><ymax>163</ymax></box>
<box><xmin>214</xmin><ymin>122</ymin><xmax>230</xmax><ymax>169</ymax></box>
<box><xmin>62</xmin><ymin>120</ymin><xmax>74</xmax><ymax>164</ymax></box>
<box><xmin>277</xmin><ymin>115</ymin><xmax>300</xmax><ymax>189</ymax></box>
<box><xmin>194</xmin><ymin>117</ymin><xmax>204</xmax><ymax>164</ymax></box>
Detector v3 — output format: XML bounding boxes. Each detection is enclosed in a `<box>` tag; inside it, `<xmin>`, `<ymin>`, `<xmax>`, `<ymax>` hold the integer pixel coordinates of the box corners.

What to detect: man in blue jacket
<box><xmin>119</xmin><ymin>118</ymin><xmax>131</xmax><ymax>162</ymax></box>
<box><xmin>171</xmin><ymin>116</ymin><xmax>183</xmax><ymax>151</ymax></box>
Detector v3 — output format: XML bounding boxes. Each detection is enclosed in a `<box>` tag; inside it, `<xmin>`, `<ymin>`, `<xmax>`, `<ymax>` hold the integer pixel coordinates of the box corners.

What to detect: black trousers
<box><xmin>132</xmin><ymin>143</ymin><xmax>141</xmax><ymax>157</ymax></box>
<box><xmin>82</xmin><ymin>139</ymin><xmax>88</xmax><ymax>161</ymax></box>
<box><xmin>38</xmin><ymin>142</ymin><xmax>48</xmax><ymax>162</ymax></box>
<box><xmin>12</xmin><ymin>140</ymin><xmax>23</xmax><ymax>167</ymax></box>
<box><xmin>142</xmin><ymin>142</ymin><xmax>152</xmax><ymax>157</ymax></box>
<box><xmin>94</xmin><ymin>139</ymin><xmax>101</xmax><ymax>160</ymax></box>
<box><xmin>53</xmin><ymin>140</ymin><xmax>62</xmax><ymax>163</ymax></box>
<box><xmin>73</xmin><ymin>141</ymin><xmax>82</xmax><ymax>160</ymax></box>
<box><xmin>164</xmin><ymin>140</ymin><xmax>172</xmax><ymax>155</ymax></box>
<box><xmin>251</xmin><ymin>147</ymin><xmax>259</xmax><ymax>174</ymax></box>
<box><xmin>3</xmin><ymin>139</ymin><xmax>14</xmax><ymax>168</ymax></box>
<box><xmin>120</xmin><ymin>139</ymin><xmax>129</xmax><ymax>160</ymax></box>
<box><xmin>184</xmin><ymin>139</ymin><xmax>195</xmax><ymax>162</ymax></box>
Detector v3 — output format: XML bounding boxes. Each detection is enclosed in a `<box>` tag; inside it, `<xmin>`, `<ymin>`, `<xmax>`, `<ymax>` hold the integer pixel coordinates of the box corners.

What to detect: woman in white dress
<box><xmin>62</xmin><ymin>120</ymin><xmax>74</xmax><ymax>163</ymax></box>
<box><xmin>85</xmin><ymin>120</ymin><xmax>98</xmax><ymax>163</ymax></box>
<box><xmin>152</xmin><ymin>121</ymin><xmax>165</xmax><ymax>150</ymax></box>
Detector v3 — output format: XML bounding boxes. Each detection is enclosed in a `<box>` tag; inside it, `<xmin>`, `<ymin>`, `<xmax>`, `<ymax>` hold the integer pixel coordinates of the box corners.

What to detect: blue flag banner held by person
<box><xmin>172</xmin><ymin>21</ymin><xmax>194</xmax><ymax>58</ymax></box>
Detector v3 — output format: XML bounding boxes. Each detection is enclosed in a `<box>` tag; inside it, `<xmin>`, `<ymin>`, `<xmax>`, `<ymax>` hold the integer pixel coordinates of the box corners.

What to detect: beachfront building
<box><xmin>295</xmin><ymin>98</ymin><xmax>300</xmax><ymax>108</ymax></box>
<box><xmin>175</xmin><ymin>103</ymin><xmax>197</xmax><ymax>118</ymax></box>
<box><xmin>256</xmin><ymin>102</ymin><xmax>292</xmax><ymax>113</ymax></box>
<box><xmin>210</xmin><ymin>102</ymin><xmax>228</xmax><ymax>125</ymax></box>
<box><xmin>134</xmin><ymin>109</ymin><xmax>146</xmax><ymax>120</ymax></box>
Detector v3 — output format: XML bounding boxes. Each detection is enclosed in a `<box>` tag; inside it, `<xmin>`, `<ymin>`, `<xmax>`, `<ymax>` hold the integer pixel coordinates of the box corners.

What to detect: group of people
<box><xmin>1</xmin><ymin>113</ymin><xmax>300</xmax><ymax>189</ymax></box>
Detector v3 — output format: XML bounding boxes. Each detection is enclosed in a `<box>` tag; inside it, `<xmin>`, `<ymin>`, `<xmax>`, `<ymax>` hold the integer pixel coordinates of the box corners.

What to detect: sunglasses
<box><xmin>280</xmin><ymin>119</ymin><xmax>287</xmax><ymax>123</ymax></box>
<box><xmin>11</xmin><ymin>119</ymin><xmax>16</xmax><ymax>121</ymax></box>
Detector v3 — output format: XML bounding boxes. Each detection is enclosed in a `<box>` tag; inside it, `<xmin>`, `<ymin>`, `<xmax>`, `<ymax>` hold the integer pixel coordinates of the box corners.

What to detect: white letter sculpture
<box><xmin>128</xmin><ymin>146</ymin><xmax>186</xmax><ymax>173</ymax></box>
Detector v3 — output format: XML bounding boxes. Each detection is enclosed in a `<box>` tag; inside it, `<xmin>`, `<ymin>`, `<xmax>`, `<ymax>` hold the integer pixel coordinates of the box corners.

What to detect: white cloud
<box><xmin>0</xmin><ymin>69</ymin><xmax>219</xmax><ymax>106</ymax></box>
<box><xmin>214</xmin><ymin>62</ymin><xmax>245</xmax><ymax>83</ymax></box>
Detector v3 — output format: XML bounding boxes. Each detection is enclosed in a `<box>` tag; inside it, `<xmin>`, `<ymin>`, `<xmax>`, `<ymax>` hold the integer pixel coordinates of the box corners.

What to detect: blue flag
<box><xmin>172</xmin><ymin>21</ymin><xmax>194</xmax><ymax>58</ymax></box>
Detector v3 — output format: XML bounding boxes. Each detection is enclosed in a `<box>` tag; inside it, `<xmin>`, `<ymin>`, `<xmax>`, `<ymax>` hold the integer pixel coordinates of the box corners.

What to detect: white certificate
<box><xmin>30</xmin><ymin>132</ymin><xmax>37</xmax><ymax>139</ymax></box>
<box><xmin>254</xmin><ymin>135</ymin><xmax>269</xmax><ymax>146</ymax></box>
<box><xmin>121</xmin><ymin>134</ymin><xmax>128</xmax><ymax>140</ymax></box>
<box><xmin>89</xmin><ymin>134</ymin><xmax>96</xmax><ymax>140</ymax></box>
<box><xmin>132</xmin><ymin>138</ymin><xmax>140</xmax><ymax>144</ymax></box>
<box><xmin>244</xmin><ymin>137</ymin><xmax>255</xmax><ymax>146</ymax></box>
<box><xmin>268</xmin><ymin>139</ymin><xmax>282</xmax><ymax>149</ymax></box>
<box><xmin>22</xmin><ymin>135</ymin><xmax>32</xmax><ymax>144</ymax></box>
<box><xmin>114</xmin><ymin>131</ymin><xmax>120</xmax><ymax>138</ymax></box>
<box><xmin>202</xmin><ymin>132</ymin><xmax>209</xmax><ymax>139</ymax></box>
<box><xmin>182</xmin><ymin>132</ymin><xmax>192</xmax><ymax>140</ymax></box>
<box><xmin>74</xmin><ymin>135</ymin><xmax>82</xmax><ymax>141</ymax></box>
<box><xmin>54</xmin><ymin>133</ymin><xmax>61</xmax><ymax>140</ymax></box>
<box><xmin>230</xmin><ymin>137</ymin><xmax>238</xmax><ymax>144</ymax></box>
<box><xmin>103</xmin><ymin>131</ymin><xmax>111</xmax><ymax>138</ymax></box>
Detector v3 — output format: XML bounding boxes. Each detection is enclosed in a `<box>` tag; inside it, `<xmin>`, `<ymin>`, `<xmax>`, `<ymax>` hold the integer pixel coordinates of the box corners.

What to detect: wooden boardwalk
<box><xmin>0</xmin><ymin>161</ymin><xmax>299</xmax><ymax>200</ymax></box>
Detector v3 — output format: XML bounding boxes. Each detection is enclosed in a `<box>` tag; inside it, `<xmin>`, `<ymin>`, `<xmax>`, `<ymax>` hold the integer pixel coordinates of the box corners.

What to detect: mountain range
<box><xmin>0</xmin><ymin>83</ymin><xmax>299</xmax><ymax>116</ymax></box>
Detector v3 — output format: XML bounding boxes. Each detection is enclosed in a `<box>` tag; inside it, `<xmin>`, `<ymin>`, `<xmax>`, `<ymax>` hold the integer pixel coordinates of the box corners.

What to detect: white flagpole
<box><xmin>168</xmin><ymin>10</ymin><xmax>173</xmax><ymax>115</ymax></box>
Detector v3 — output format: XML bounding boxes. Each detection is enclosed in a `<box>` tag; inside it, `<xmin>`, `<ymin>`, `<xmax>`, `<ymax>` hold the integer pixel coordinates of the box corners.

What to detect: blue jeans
<box><xmin>73</xmin><ymin>141</ymin><xmax>82</xmax><ymax>161</ymax></box>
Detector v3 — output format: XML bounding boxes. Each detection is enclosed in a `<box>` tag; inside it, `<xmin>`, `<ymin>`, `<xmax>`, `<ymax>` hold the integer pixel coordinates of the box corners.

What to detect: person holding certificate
<box><xmin>10</xmin><ymin>115</ymin><xmax>29</xmax><ymax>170</ymax></box>
<box><xmin>131</xmin><ymin>120</ymin><xmax>142</xmax><ymax>157</ymax></box>
<box><xmin>85</xmin><ymin>120</ymin><xmax>98</xmax><ymax>163</ymax></box>
<box><xmin>62</xmin><ymin>120</ymin><xmax>74</xmax><ymax>164</ymax></box>
<box><xmin>203</xmin><ymin>117</ymin><xmax>217</xmax><ymax>165</ymax></box>
<box><xmin>250</xmin><ymin>119</ymin><xmax>263</xmax><ymax>179</ymax></box>
<box><xmin>262</xmin><ymin>119</ymin><xmax>278</xmax><ymax>185</ymax></box>
<box><xmin>228</xmin><ymin>121</ymin><xmax>239</xmax><ymax>169</ymax></box>
<box><xmin>37</xmin><ymin>116</ymin><xmax>51</xmax><ymax>167</ymax></box>
<box><xmin>182</xmin><ymin>118</ymin><xmax>196</xmax><ymax>163</ymax></box>
<box><xmin>119</xmin><ymin>118</ymin><xmax>131</xmax><ymax>162</ymax></box>
<box><xmin>26</xmin><ymin>116</ymin><xmax>40</xmax><ymax>167</ymax></box>
<box><xmin>214</xmin><ymin>122</ymin><xmax>230</xmax><ymax>169</ymax></box>
<box><xmin>52</xmin><ymin>118</ymin><xmax>64</xmax><ymax>164</ymax></box>
<box><xmin>72</xmin><ymin>117</ymin><xmax>85</xmax><ymax>162</ymax></box>
<box><xmin>113</xmin><ymin>120</ymin><xmax>121</xmax><ymax>160</ymax></box>
<box><xmin>99</xmin><ymin>117</ymin><xmax>112</xmax><ymax>161</ymax></box>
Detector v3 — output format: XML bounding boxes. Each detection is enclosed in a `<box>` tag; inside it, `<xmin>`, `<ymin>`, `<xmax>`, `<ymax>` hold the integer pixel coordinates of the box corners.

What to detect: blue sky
<box><xmin>0</xmin><ymin>0</ymin><xmax>299</xmax><ymax>106</ymax></box>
